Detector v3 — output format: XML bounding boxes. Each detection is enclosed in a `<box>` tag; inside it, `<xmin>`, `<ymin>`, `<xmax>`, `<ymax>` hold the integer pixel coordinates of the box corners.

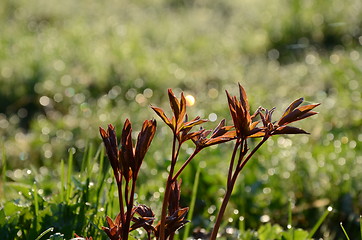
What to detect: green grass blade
<box><xmin>2</xmin><ymin>146</ymin><xmax>6</xmax><ymax>174</ymax></box>
<box><xmin>239</xmin><ymin>216</ymin><xmax>245</xmax><ymax>234</ymax></box>
<box><xmin>80</xmin><ymin>143</ymin><xmax>88</xmax><ymax>173</ymax></box>
<box><xmin>97</xmin><ymin>144</ymin><xmax>105</xmax><ymax>188</ymax></box>
<box><xmin>35</xmin><ymin>227</ymin><xmax>54</xmax><ymax>240</ymax></box>
<box><xmin>98</xmin><ymin>144</ymin><xmax>105</xmax><ymax>177</ymax></box>
<box><xmin>66</xmin><ymin>148</ymin><xmax>75</xmax><ymax>203</ymax></box>
<box><xmin>288</xmin><ymin>198</ymin><xmax>294</xmax><ymax>240</ymax></box>
<box><xmin>288</xmin><ymin>198</ymin><xmax>293</xmax><ymax>227</ymax></box>
<box><xmin>33</xmin><ymin>182</ymin><xmax>40</xmax><ymax>231</ymax></box>
<box><xmin>86</xmin><ymin>143</ymin><xmax>94</xmax><ymax>179</ymax></box>
<box><xmin>60</xmin><ymin>159</ymin><xmax>65</xmax><ymax>202</ymax></box>
<box><xmin>360</xmin><ymin>215</ymin><xmax>362</xmax><ymax>240</ymax></box>
<box><xmin>306</xmin><ymin>206</ymin><xmax>333</xmax><ymax>239</ymax></box>
<box><xmin>1</xmin><ymin>146</ymin><xmax>6</xmax><ymax>197</ymax></box>
<box><xmin>340</xmin><ymin>222</ymin><xmax>350</xmax><ymax>240</ymax></box>
<box><xmin>183</xmin><ymin>166</ymin><xmax>201</xmax><ymax>240</ymax></box>
<box><xmin>96</xmin><ymin>145</ymin><xmax>106</xmax><ymax>208</ymax></box>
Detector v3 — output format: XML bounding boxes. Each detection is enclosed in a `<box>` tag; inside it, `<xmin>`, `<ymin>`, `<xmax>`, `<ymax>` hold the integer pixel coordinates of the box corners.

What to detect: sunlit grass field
<box><xmin>0</xmin><ymin>0</ymin><xmax>361</xmax><ymax>239</ymax></box>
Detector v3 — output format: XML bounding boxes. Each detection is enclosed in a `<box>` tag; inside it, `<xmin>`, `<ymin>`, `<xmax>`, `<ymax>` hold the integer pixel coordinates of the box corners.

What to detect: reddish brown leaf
<box><xmin>120</xmin><ymin>119</ymin><xmax>134</xmax><ymax>179</ymax></box>
<box><xmin>99</xmin><ymin>127</ymin><xmax>108</xmax><ymax>138</ymax></box>
<box><xmin>168</xmin><ymin>89</ymin><xmax>180</xmax><ymax>122</ymax></box>
<box><xmin>191</xmin><ymin>121</ymin><xmax>235</xmax><ymax>149</ymax></box>
<box><xmin>248</xmin><ymin>131</ymin><xmax>266</xmax><ymax>138</ymax></box>
<box><xmin>180</xmin><ymin>129</ymin><xmax>204</xmax><ymax>143</ymax></box>
<box><xmin>204</xmin><ymin>135</ymin><xmax>234</xmax><ymax>146</ymax></box>
<box><xmin>168</xmin><ymin>180</ymin><xmax>182</xmax><ymax>215</ymax></box>
<box><xmin>273</xmin><ymin>126</ymin><xmax>309</xmax><ymax>135</ymax></box>
<box><xmin>249</xmin><ymin>120</ymin><xmax>260</xmax><ymax>130</ymax></box>
<box><xmin>99</xmin><ymin>126</ymin><xmax>119</xmax><ymax>173</ymax></box>
<box><xmin>181</xmin><ymin>117</ymin><xmax>208</xmax><ymax>130</ymax></box>
<box><xmin>212</xmin><ymin>118</ymin><xmax>225</xmax><ymax>132</ymax></box>
<box><xmin>134</xmin><ymin>204</ymin><xmax>155</xmax><ymax>218</ymax></box>
<box><xmin>151</xmin><ymin>106</ymin><xmax>171</xmax><ymax>126</ymax></box>
<box><xmin>130</xmin><ymin>205</ymin><xmax>156</xmax><ymax>233</ymax></box>
<box><xmin>158</xmin><ymin>207</ymin><xmax>189</xmax><ymax>239</ymax></box>
<box><xmin>135</xmin><ymin>119</ymin><xmax>157</xmax><ymax>173</ymax></box>
<box><xmin>238</xmin><ymin>83</ymin><xmax>250</xmax><ymax>113</ymax></box>
<box><xmin>297</xmin><ymin>111</ymin><xmax>318</xmax><ymax>120</ymax></box>
<box><xmin>178</xmin><ymin>93</ymin><xmax>187</xmax><ymax>127</ymax></box>
<box><xmin>281</xmin><ymin>97</ymin><xmax>304</xmax><ymax>119</ymax></box>
<box><xmin>278</xmin><ymin>103</ymin><xmax>320</xmax><ymax>126</ymax></box>
<box><xmin>106</xmin><ymin>215</ymin><xmax>115</xmax><ymax>228</ymax></box>
<box><xmin>226</xmin><ymin>85</ymin><xmax>259</xmax><ymax>138</ymax></box>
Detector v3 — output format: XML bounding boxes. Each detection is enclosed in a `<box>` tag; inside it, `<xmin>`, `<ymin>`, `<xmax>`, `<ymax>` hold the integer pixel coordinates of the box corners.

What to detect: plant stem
<box><xmin>34</xmin><ymin>227</ymin><xmax>54</xmax><ymax>240</ymax></box>
<box><xmin>117</xmin><ymin>178</ymin><xmax>125</xmax><ymax>224</ymax></box>
<box><xmin>234</xmin><ymin>140</ymin><xmax>247</xmax><ymax>178</ymax></box>
<box><xmin>340</xmin><ymin>222</ymin><xmax>351</xmax><ymax>240</ymax></box>
<box><xmin>172</xmin><ymin>148</ymin><xmax>199</xmax><ymax>181</ymax></box>
<box><xmin>159</xmin><ymin>134</ymin><xmax>179</xmax><ymax>240</ymax></box>
<box><xmin>159</xmin><ymin>183</ymin><xmax>171</xmax><ymax>240</ymax></box>
<box><xmin>236</xmin><ymin>137</ymin><xmax>267</xmax><ymax>174</ymax></box>
<box><xmin>227</xmin><ymin>139</ymin><xmax>241</xmax><ymax>183</ymax></box>
<box><xmin>210</xmin><ymin>137</ymin><xmax>268</xmax><ymax>240</ymax></box>
<box><xmin>210</xmin><ymin>178</ymin><xmax>235</xmax><ymax>240</ymax></box>
<box><xmin>306</xmin><ymin>206</ymin><xmax>333</xmax><ymax>239</ymax></box>
<box><xmin>123</xmin><ymin>179</ymin><xmax>137</xmax><ymax>240</ymax></box>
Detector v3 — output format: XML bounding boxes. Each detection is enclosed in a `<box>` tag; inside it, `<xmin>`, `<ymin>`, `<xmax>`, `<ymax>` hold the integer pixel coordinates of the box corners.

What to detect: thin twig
<box><xmin>227</xmin><ymin>139</ymin><xmax>241</xmax><ymax>183</ymax></box>
<box><xmin>236</xmin><ymin>137</ymin><xmax>268</xmax><ymax>175</ymax></box>
<box><xmin>172</xmin><ymin>148</ymin><xmax>200</xmax><ymax>181</ymax></box>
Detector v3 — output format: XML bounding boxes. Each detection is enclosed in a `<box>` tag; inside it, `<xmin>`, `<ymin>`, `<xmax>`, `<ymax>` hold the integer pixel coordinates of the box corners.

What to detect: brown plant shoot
<box><xmin>99</xmin><ymin>83</ymin><xmax>319</xmax><ymax>240</ymax></box>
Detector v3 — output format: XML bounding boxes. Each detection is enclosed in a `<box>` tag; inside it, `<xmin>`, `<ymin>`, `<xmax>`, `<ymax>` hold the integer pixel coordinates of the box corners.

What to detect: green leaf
<box><xmin>282</xmin><ymin>228</ymin><xmax>309</xmax><ymax>240</ymax></box>
<box><xmin>0</xmin><ymin>208</ymin><xmax>6</xmax><ymax>227</ymax></box>
<box><xmin>5</xmin><ymin>182</ymin><xmax>32</xmax><ymax>199</ymax></box>
<box><xmin>258</xmin><ymin>223</ymin><xmax>283</xmax><ymax>240</ymax></box>
<box><xmin>3</xmin><ymin>201</ymin><xmax>27</xmax><ymax>215</ymax></box>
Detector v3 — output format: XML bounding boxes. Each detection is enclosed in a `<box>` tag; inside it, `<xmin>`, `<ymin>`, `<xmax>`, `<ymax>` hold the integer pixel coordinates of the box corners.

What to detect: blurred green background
<box><xmin>0</xmin><ymin>0</ymin><xmax>361</xmax><ymax>239</ymax></box>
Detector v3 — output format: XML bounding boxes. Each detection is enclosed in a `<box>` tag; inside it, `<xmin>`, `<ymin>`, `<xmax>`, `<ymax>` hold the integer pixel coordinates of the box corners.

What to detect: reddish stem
<box><xmin>122</xmin><ymin>178</ymin><xmax>137</xmax><ymax>240</ymax></box>
<box><xmin>210</xmin><ymin>137</ymin><xmax>268</xmax><ymax>240</ymax></box>
<box><xmin>172</xmin><ymin>148</ymin><xmax>199</xmax><ymax>181</ymax></box>
<box><xmin>116</xmin><ymin>174</ymin><xmax>125</xmax><ymax>224</ymax></box>
<box><xmin>210</xmin><ymin>174</ymin><xmax>236</xmax><ymax>240</ymax></box>
<box><xmin>227</xmin><ymin>139</ymin><xmax>241</xmax><ymax>183</ymax></box>
<box><xmin>236</xmin><ymin>137</ymin><xmax>268</xmax><ymax>175</ymax></box>
<box><xmin>159</xmin><ymin>134</ymin><xmax>180</xmax><ymax>240</ymax></box>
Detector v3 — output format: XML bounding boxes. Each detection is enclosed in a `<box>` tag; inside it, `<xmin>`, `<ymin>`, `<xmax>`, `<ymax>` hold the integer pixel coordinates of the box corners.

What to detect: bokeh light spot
<box><xmin>260</xmin><ymin>215</ymin><xmax>270</xmax><ymax>223</ymax></box>
<box><xmin>208</xmin><ymin>113</ymin><xmax>217</xmax><ymax>122</ymax></box>
<box><xmin>208</xmin><ymin>88</ymin><xmax>219</xmax><ymax>99</ymax></box>
<box><xmin>143</xmin><ymin>88</ymin><xmax>153</xmax><ymax>98</ymax></box>
<box><xmin>135</xmin><ymin>94</ymin><xmax>147</xmax><ymax>105</ymax></box>
<box><xmin>39</xmin><ymin>96</ymin><xmax>50</xmax><ymax>106</ymax></box>
<box><xmin>53</xmin><ymin>60</ymin><xmax>65</xmax><ymax>71</ymax></box>
<box><xmin>185</xmin><ymin>95</ymin><xmax>195</xmax><ymax>106</ymax></box>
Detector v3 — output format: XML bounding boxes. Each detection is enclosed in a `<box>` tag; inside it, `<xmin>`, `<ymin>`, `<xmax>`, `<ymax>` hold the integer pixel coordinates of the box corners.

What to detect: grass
<box><xmin>0</xmin><ymin>144</ymin><xmax>347</xmax><ymax>240</ymax></box>
<box><xmin>0</xmin><ymin>0</ymin><xmax>361</xmax><ymax>239</ymax></box>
